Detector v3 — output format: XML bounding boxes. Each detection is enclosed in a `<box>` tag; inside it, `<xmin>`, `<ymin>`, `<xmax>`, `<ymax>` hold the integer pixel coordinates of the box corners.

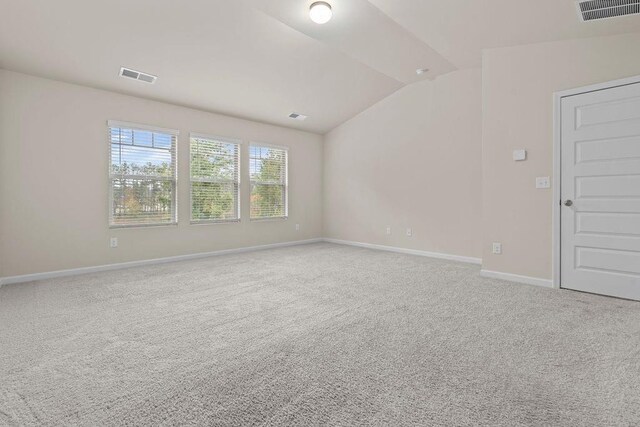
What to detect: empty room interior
<box><xmin>2</xmin><ymin>0</ymin><xmax>640</xmax><ymax>425</ymax></box>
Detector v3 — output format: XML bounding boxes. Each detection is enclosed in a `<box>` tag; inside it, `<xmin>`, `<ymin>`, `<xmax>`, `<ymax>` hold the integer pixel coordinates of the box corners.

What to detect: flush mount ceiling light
<box><xmin>310</xmin><ymin>1</ymin><xmax>332</xmax><ymax>24</ymax></box>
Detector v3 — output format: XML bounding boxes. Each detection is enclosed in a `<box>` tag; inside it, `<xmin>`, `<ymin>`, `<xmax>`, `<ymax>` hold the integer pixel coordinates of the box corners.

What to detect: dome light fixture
<box><xmin>309</xmin><ymin>1</ymin><xmax>332</xmax><ymax>24</ymax></box>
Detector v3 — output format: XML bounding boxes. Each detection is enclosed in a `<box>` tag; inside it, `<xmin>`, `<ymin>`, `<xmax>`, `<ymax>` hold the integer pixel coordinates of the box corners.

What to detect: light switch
<box><xmin>513</xmin><ymin>149</ymin><xmax>527</xmax><ymax>161</ymax></box>
<box><xmin>536</xmin><ymin>177</ymin><xmax>550</xmax><ymax>189</ymax></box>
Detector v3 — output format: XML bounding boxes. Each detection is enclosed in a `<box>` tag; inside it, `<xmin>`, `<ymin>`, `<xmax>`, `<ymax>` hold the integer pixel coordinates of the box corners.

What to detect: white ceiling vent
<box><xmin>576</xmin><ymin>0</ymin><xmax>640</xmax><ymax>21</ymax></box>
<box><xmin>119</xmin><ymin>67</ymin><xmax>157</xmax><ymax>84</ymax></box>
<box><xmin>288</xmin><ymin>112</ymin><xmax>308</xmax><ymax>121</ymax></box>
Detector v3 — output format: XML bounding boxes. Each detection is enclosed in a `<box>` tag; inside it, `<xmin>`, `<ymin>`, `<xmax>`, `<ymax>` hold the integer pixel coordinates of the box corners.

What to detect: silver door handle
<box><xmin>564</xmin><ymin>200</ymin><xmax>573</xmax><ymax>207</ymax></box>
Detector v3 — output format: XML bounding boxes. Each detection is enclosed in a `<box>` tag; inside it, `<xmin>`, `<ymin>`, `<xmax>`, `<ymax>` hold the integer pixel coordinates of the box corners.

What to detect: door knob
<box><xmin>564</xmin><ymin>200</ymin><xmax>573</xmax><ymax>207</ymax></box>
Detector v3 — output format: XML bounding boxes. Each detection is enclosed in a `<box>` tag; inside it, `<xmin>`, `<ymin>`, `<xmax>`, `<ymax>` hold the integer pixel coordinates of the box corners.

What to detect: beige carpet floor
<box><xmin>1</xmin><ymin>242</ymin><xmax>639</xmax><ymax>426</ymax></box>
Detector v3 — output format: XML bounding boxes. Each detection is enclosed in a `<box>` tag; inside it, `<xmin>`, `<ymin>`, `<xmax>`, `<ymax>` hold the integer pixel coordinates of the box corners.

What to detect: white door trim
<box><xmin>552</xmin><ymin>74</ymin><xmax>640</xmax><ymax>289</ymax></box>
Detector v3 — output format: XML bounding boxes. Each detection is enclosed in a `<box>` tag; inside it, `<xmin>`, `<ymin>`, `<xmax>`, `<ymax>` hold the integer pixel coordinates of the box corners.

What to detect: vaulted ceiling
<box><xmin>368</xmin><ymin>0</ymin><xmax>640</xmax><ymax>69</ymax></box>
<box><xmin>1</xmin><ymin>0</ymin><xmax>639</xmax><ymax>133</ymax></box>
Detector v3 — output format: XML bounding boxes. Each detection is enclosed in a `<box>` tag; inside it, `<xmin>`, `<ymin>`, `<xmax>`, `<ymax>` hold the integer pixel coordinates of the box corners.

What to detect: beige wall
<box><xmin>323</xmin><ymin>69</ymin><xmax>483</xmax><ymax>259</ymax></box>
<box><xmin>482</xmin><ymin>32</ymin><xmax>640</xmax><ymax>279</ymax></box>
<box><xmin>0</xmin><ymin>70</ymin><xmax>323</xmax><ymax>277</ymax></box>
<box><xmin>5</xmin><ymin>33</ymin><xmax>640</xmax><ymax>281</ymax></box>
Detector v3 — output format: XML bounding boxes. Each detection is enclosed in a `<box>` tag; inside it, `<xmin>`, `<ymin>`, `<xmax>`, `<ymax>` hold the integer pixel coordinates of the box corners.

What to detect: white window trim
<box><xmin>190</xmin><ymin>132</ymin><xmax>240</xmax><ymax>144</ymax></box>
<box><xmin>107</xmin><ymin>120</ymin><xmax>179</xmax><ymax>136</ymax></box>
<box><xmin>248</xmin><ymin>141</ymin><xmax>289</xmax><ymax>151</ymax></box>
<box><xmin>249</xmin><ymin>142</ymin><xmax>289</xmax><ymax>221</ymax></box>
<box><xmin>108</xmin><ymin>120</ymin><xmax>179</xmax><ymax>228</ymax></box>
<box><xmin>189</xmin><ymin>133</ymin><xmax>242</xmax><ymax>225</ymax></box>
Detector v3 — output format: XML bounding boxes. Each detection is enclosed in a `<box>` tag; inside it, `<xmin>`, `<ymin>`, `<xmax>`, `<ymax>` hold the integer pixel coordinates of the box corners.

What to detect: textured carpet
<box><xmin>1</xmin><ymin>243</ymin><xmax>639</xmax><ymax>426</ymax></box>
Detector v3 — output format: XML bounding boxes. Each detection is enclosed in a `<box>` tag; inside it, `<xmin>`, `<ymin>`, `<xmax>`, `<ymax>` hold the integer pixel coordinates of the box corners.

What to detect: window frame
<box><xmin>107</xmin><ymin>120</ymin><xmax>179</xmax><ymax>229</ymax></box>
<box><xmin>249</xmin><ymin>142</ymin><xmax>289</xmax><ymax>221</ymax></box>
<box><xmin>189</xmin><ymin>133</ymin><xmax>242</xmax><ymax>225</ymax></box>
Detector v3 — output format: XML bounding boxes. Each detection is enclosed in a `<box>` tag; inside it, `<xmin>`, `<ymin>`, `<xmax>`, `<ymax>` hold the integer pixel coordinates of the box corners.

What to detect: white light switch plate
<box><xmin>536</xmin><ymin>177</ymin><xmax>550</xmax><ymax>189</ymax></box>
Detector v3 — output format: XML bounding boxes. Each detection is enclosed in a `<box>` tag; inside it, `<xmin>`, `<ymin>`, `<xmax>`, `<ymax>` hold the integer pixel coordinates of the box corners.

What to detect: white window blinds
<box><xmin>190</xmin><ymin>135</ymin><xmax>240</xmax><ymax>222</ymax></box>
<box><xmin>108</xmin><ymin>121</ymin><xmax>178</xmax><ymax>227</ymax></box>
<box><xmin>249</xmin><ymin>144</ymin><xmax>288</xmax><ymax>219</ymax></box>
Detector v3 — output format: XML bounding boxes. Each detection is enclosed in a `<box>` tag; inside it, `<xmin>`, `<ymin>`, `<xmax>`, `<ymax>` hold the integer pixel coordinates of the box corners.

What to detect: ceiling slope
<box><xmin>244</xmin><ymin>0</ymin><xmax>456</xmax><ymax>84</ymax></box>
<box><xmin>368</xmin><ymin>0</ymin><xmax>640</xmax><ymax>68</ymax></box>
<box><xmin>0</xmin><ymin>0</ymin><xmax>403</xmax><ymax>133</ymax></box>
<box><xmin>2</xmin><ymin>0</ymin><xmax>638</xmax><ymax>133</ymax></box>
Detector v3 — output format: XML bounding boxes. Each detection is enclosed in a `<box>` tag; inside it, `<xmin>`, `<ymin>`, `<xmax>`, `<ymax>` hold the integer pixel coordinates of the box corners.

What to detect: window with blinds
<box><xmin>249</xmin><ymin>144</ymin><xmax>288</xmax><ymax>220</ymax></box>
<box><xmin>108</xmin><ymin>121</ymin><xmax>178</xmax><ymax>227</ymax></box>
<box><xmin>190</xmin><ymin>135</ymin><xmax>240</xmax><ymax>223</ymax></box>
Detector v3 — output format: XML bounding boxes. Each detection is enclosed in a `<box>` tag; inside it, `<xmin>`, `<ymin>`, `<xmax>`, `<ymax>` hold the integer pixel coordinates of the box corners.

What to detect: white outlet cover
<box><xmin>406</xmin><ymin>228</ymin><xmax>412</xmax><ymax>237</ymax></box>
<box><xmin>386</xmin><ymin>227</ymin><xmax>391</xmax><ymax>235</ymax></box>
<box><xmin>536</xmin><ymin>176</ymin><xmax>551</xmax><ymax>189</ymax></box>
<box><xmin>492</xmin><ymin>242</ymin><xmax>502</xmax><ymax>254</ymax></box>
<box><xmin>110</xmin><ymin>237</ymin><xmax>118</xmax><ymax>248</ymax></box>
<box><xmin>295</xmin><ymin>224</ymin><xmax>300</xmax><ymax>231</ymax></box>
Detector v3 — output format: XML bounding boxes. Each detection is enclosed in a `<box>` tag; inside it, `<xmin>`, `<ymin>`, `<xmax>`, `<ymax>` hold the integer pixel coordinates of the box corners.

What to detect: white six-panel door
<box><xmin>561</xmin><ymin>82</ymin><xmax>640</xmax><ymax>300</ymax></box>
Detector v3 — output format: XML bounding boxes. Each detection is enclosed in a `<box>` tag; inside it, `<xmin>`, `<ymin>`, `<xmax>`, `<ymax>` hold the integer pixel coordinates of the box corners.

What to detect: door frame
<box><xmin>552</xmin><ymin>74</ymin><xmax>640</xmax><ymax>289</ymax></box>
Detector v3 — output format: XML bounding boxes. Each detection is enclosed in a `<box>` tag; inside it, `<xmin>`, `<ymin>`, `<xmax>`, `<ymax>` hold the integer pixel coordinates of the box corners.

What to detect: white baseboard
<box><xmin>0</xmin><ymin>238</ymin><xmax>323</xmax><ymax>287</ymax></box>
<box><xmin>480</xmin><ymin>269</ymin><xmax>554</xmax><ymax>288</ymax></box>
<box><xmin>323</xmin><ymin>238</ymin><xmax>482</xmax><ymax>265</ymax></box>
<box><xmin>1</xmin><ymin>238</ymin><xmax>555</xmax><ymax>291</ymax></box>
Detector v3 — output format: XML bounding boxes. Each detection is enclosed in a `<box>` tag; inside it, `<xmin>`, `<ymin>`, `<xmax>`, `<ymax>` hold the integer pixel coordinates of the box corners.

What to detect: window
<box><xmin>249</xmin><ymin>144</ymin><xmax>288</xmax><ymax>220</ymax></box>
<box><xmin>190</xmin><ymin>134</ymin><xmax>240</xmax><ymax>223</ymax></box>
<box><xmin>108</xmin><ymin>121</ymin><xmax>178</xmax><ymax>227</ymax></box>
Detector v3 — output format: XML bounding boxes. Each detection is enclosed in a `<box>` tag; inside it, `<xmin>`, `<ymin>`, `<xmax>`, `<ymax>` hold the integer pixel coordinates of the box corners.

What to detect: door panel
<box><xmin>576</xmin><ymin>212</ymin><xmax>640</xmax><ymax>236</ymax></box>
<box><xmin>576</xmin><ymin>175</ymin><xmax>640</xmax><ymax>198</ymax></box>
<box><xmin>576</xmin><ymin>96</ymin><xmax>640</xmax><ymax>128</ymax></box>
<box><xmin>561</xmin><ymin>82</ymin><xmax>640</xmax><ymax>300</ymax></box>
<box><xmin>576</xmin><ymin>136</ymin><xmax>640</xmax><ymax>163</ymax></box>
<box><xmin>576</xmin><ymin>247</ymin><xmax>640</xmax><ymax>276</ymax></box>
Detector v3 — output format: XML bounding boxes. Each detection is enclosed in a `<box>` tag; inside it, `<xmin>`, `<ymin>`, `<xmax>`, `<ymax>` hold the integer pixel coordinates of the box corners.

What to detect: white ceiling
<box><xmin>368</xmin><ymin>0</ymin><xmax>640</xmax><ymax>69</ymax></box>
<box><xmin>1</xmin><ymin>0</ymin><xmax>639</xmax><ymax>133</ymax></box>
<box><xmin>0</xmin><ymin>0</ymin><xmax>405</xmax><ymax>134</ymax></box>
<box><xmin>245</xmin><ymin>0</ymin><xmax>455</xmax><ymax>84</ymax></box>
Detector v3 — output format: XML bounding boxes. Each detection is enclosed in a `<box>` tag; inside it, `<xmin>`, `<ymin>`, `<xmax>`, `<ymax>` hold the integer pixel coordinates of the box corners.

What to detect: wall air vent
<box><xmin>576</xmin><ymin>0</ymin><xmax>640</xmax><ymax>21</ymax></box>
<box><xmin>288</xmin><ymin>112</ymin><xmax>308</xmax><ymax>121</ymax></box>
<box><xmin>119</xmin><ymin>67</ymin><xmax>157</xmax><ymax>84</ymax></box>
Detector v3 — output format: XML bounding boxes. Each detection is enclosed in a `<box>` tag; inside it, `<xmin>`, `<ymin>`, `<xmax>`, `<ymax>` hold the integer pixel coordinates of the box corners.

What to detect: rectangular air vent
<box><xmin>576</xmin><ymin>0</ymin><xmax>640</xmax><ymax>21</ymax></box>
<box><xmin>119</xmin><ymin>67</ymin><xmax>157</xmax><ymax>84</ymax></box>
<box><xmin>288</xmin><ymin>112</ymin><xmax>308</xmax><ymax>121</ymax></box>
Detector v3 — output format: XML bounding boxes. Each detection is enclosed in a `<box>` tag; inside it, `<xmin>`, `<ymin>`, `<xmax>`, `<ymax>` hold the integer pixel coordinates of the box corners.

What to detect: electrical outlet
<box><xmin>295</xmin><ymin>223</ymin><xmax>300</xmax><ymax>231</ymax></box>
<box><xmin>406</xmin><ymin>228</ymin><xmax>412</xmax><ymax>237</ymax></box>
<box><xmin>386</xmin><ymin>226</ymin><xmax>391</xmax><ymax>235</ymax></box>
<box><xmin>492</xmin><ymin>242</ymin><xmax>502</xmax><ymax>255</ymax></box>
<box><xmin>110</xmin><ymin>237</ymin><xmax>118</xmax><ymax>248</ymax></box>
